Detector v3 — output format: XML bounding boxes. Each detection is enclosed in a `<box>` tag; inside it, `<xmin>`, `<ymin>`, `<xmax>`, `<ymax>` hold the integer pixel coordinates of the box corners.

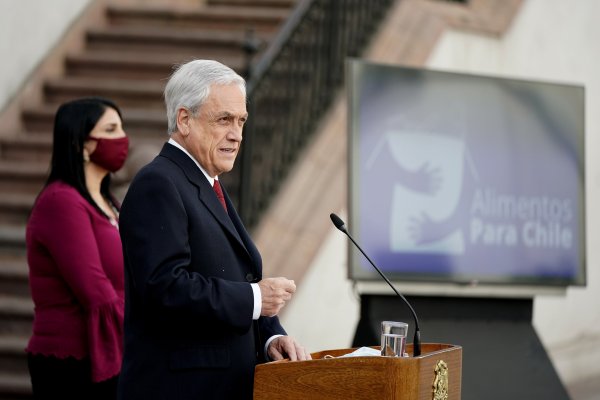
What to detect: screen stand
<box><xmin>353</xmin><ymin>294</ymin><xmax>570</xmax><ymax>399</ymax></box>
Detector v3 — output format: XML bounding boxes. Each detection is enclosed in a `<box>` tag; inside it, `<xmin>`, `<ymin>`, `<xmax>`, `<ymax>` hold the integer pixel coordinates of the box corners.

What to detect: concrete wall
<box><xmin>0</xmin><ymin>0</ymin><xmax>92</xmax><ymax>112</ymax></box>
<box><xmin>281</xmin><ymin>0</ymin><xmax>600</xmax><ymax>393</ymax></box>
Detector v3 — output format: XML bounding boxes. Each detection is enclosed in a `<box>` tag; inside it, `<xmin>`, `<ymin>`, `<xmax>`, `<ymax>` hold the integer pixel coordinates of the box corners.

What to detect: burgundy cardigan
<box><xmin>25</xmin><ymin>181</ymin><xmax>124</xmax><ymax>382</ymax></box>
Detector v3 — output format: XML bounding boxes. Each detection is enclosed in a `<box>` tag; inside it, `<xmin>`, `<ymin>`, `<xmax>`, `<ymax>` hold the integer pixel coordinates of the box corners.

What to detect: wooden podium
<box><xmin>254</xmin><ymin>343</ymin><xmax>461</xmax><ymax>399</ymax></box>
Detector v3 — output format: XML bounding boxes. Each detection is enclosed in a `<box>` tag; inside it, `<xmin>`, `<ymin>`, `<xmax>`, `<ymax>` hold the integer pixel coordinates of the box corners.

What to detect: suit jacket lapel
<box><xmin>159</xmin><ymin>143</ymin><xmax>250</xmax><ymax>258</ymax></box>
<box><xmin>221</xmin><ymin>184</ymin><xmax>262</xmax><ymax>279</ymax></box>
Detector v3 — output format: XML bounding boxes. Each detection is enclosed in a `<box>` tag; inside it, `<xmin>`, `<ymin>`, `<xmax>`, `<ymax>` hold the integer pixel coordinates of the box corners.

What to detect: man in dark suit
<box><xmin>118</xmin><ymin>59</ymin><xmax>311</xmax><ymax>400</ymax></box>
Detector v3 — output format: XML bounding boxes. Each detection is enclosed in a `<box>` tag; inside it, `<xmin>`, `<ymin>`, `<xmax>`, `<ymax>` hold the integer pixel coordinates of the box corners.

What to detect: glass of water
<box><xmin>381</xmin><ymin>321</ymin><xmax>408</xmax><ymax>357</ymax></box>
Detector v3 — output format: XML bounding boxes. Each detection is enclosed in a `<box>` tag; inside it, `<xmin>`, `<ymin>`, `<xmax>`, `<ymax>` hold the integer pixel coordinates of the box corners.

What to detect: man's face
<box><xmin>186</xmin><ymin>84</ymin><xmax>248</xmax><ymax>177</ymax></box>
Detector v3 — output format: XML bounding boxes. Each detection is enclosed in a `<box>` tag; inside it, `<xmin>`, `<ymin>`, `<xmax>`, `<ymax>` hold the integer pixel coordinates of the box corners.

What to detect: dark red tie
<box><xmin>213</xmin><ymin>180</ymin><xmax>227</xmax><ymax>212</ymax></box>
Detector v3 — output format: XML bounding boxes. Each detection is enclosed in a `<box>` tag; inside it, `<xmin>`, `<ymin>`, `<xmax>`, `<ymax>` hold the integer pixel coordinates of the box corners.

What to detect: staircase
<box><xmin>0</xmin><ymin>0</ymin><xmax>294</xmax><ymax>397</ymax></box>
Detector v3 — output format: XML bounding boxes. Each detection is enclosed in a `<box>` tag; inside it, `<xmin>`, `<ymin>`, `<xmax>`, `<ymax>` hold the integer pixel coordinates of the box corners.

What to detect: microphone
<box><xmin>330</xmin><ymin>213</ymin><xmax>421</xmax><ymax>357</ymax></box>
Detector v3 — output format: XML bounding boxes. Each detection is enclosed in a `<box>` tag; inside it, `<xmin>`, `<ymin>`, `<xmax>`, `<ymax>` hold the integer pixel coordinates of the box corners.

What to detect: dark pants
<box><xmin>27</xmin><ymin>353</ymin><xmax>118</xmax><ymax>400</ymax></box>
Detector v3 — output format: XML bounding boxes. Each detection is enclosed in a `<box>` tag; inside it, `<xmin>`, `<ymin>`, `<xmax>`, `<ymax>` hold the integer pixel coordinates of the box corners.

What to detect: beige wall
<box><xmin>0</xmin><ymin>0</ymin><xmax>92</xmax><ymax>113</ymax></box>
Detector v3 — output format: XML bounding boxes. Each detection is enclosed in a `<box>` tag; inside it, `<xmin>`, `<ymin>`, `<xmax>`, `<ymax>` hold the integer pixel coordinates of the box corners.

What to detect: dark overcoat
<box><xmin>118</xmin><ymin>143</ymin><xmax>285</xmax><ymax>399</ymax></box>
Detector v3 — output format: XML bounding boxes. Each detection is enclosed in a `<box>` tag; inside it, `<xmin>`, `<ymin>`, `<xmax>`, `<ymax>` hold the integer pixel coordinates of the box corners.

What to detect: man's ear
<box><xmin>176</xmin><ymin>108</ymin><xmax>191</xmax><ymax>136</ymax></box>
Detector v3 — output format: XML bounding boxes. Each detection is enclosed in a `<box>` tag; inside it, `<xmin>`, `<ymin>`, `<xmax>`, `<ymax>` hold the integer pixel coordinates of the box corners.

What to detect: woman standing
<box><xmin>25</xmin><ymin>97</ymin><xmax>129</xmax><ymax>399</ymax></box>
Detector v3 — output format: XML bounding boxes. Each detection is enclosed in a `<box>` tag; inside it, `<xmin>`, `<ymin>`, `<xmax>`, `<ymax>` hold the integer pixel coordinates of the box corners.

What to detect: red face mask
<box><xmin>88</xmin><ymin>136</ymin><xmax>129</xmax><ymax>172</ymax></box>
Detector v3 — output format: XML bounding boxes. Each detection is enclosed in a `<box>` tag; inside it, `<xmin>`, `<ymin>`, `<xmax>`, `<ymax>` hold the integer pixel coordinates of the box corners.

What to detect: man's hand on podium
<box><xmin>268</xmin><ymin>336</ymin><xmax>312</xmax><ymax>361</ymax></box>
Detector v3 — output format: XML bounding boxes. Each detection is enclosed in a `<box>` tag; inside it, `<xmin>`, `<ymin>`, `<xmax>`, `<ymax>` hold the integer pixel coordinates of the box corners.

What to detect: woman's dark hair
<box><xmin>46</xmin><ymin>97</ymin><xmax>123</xmax><ymax>217</ymax></box>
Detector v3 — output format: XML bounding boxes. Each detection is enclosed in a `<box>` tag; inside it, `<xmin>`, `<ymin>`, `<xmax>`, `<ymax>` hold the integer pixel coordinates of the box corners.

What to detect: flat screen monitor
<box><xmin>348</xmin><ymin>59</ymin><xmax>586</xmax><ymax>291</ymax></box>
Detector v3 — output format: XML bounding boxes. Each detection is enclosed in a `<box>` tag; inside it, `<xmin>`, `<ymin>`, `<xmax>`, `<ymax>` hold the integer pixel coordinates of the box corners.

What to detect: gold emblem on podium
<box><xmin>432</xmin><ymin>359</ymin><xmax>449</xmax><ymax>400</ymax></box>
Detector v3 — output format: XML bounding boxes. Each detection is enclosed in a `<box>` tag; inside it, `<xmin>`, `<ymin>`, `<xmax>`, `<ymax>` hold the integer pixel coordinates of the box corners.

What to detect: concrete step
<box><xmin>44</xmin><ymin>77</ymin><xmax>166</xmax><ymax>110</ymax></box>
<box><xmin>0</xmin><ymin>296</ymin><xmax>33</xmax><ymax>337</ymax></box>
<box><xmin>207</xmin><ymin>0</ymin><xmax>297</xmax><ymax>8</ymax></box>
<box><xmin>0</xmin><ymin>258</ymin><xmax>29</xmax><ymax>299</ymax></box>
<box><xmin>0</xmin><ymin>371</ymin><xmax>31</xmax><ymax>399</ymax></box>
<box><xmin>22</xmin><ymin>105</ymin><xmax>167</xmax><ymax>137</ymax></box>
<box><xmin>0</xmin><ymin>134</ymin><xmax>52</xmax><ymax>163</ymax></box>
<box><xmin>86</xmin><ymin>26</ymin><xmax>254</xmax><ymax>57</ymax></box>
<box><xmin>0</xmin><ymin>163</ymin><xmax>46</xmax><ymax>197</ymax></box>
<box><xmin>0</xmin><ymin>226</ymin><xmax>26</xmax><ymax>263</ymax></box>
<box><xmin>0</xmin><ymin>336</ymin><xmax>28</xmax><ymax>376</ymax></box>
<box><xmin>0</xmin><ymin>193</ymin><xmax>35</xmax><ymax>227</ymax></box>
<box><xmin>65</xmin><ymin>51</ymin><xmax>245</xmax><ymax>81</ymax></box>
<box><xmin>106</xmin><ymin>4</ymin><xmax>288</xmax><ymax>33</ymax></box>
<box><xmin>0</xmin><ymin>225</ymin><xmax>26</xmax><ymax>245</ymax></box>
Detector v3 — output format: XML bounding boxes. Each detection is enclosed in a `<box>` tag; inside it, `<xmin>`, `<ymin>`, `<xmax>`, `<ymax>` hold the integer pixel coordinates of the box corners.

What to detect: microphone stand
<box><xmin>330</xmin><ymin>213</ymin><xmax>421</xmax><ymax>357</ymax></box>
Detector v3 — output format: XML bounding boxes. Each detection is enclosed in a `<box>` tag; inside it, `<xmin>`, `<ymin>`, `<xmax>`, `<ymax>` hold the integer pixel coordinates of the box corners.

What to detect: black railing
<box><xmin>225</xmin><ymin>0</ymin><xmax>394</xmax><ymax>228</ymax></box>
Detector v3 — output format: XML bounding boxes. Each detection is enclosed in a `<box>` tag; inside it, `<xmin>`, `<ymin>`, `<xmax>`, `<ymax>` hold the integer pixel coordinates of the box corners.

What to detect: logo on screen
<box><xmin>370</xmin><ymin>130</ymin><xmax>472</xmax><ymax>254</ymax></box>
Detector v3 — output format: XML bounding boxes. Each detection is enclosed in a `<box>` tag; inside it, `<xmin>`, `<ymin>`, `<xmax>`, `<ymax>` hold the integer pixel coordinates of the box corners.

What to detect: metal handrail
<box><xmin>229</xmin><ymin>0</ymin><xmax>394</xmax><ymax>228</ymax></box>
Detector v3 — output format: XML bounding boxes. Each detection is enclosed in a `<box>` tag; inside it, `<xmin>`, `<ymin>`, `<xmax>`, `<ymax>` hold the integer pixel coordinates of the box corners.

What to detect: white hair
<box><xmin>164</xmin><ymin>59</ymin><xmax>246</xmax><ymax>134</ymax></box>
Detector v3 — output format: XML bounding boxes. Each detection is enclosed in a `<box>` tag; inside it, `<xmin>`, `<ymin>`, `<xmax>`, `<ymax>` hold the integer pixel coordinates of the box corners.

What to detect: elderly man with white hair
<box><xmin>118</xmin><ymin>59</ymin><xmax>310</xmax><ymax>400</ymax></box>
